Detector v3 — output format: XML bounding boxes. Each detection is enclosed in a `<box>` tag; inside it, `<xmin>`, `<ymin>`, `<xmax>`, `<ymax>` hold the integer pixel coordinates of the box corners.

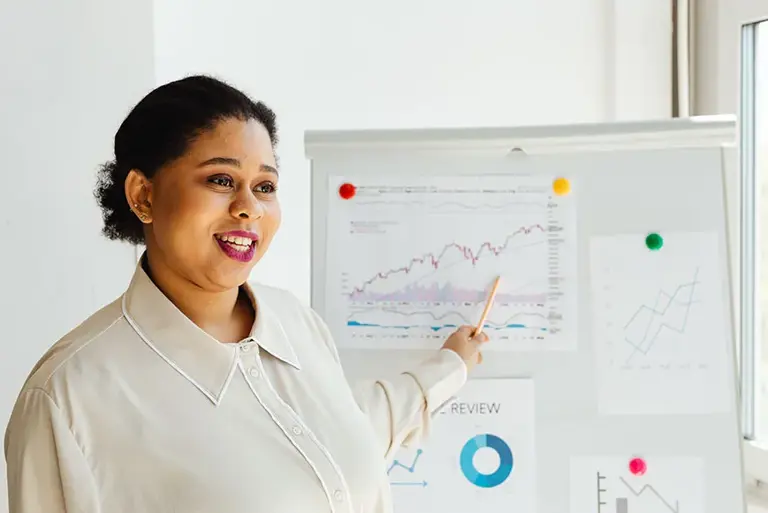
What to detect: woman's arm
<box><xmin>4</xmin><ymin>388</ymin><xmax>100</xmax><ymax>513</ymax></box>
<box><xmin>348</xmin><ymin>347</ymin><xmax>468</xmax><ymax>460</ymax></box>
<box><xmin>309</xmin><ymin>309</ymin><xmax>485</xmax><ymax>461</ymax></box>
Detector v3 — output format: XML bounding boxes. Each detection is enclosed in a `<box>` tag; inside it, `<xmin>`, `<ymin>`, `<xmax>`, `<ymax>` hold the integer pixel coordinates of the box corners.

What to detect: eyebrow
<box><xmin>197</xmin><ymin>157</ymin><xmax>278</xmax><ymax>176</ymax></box>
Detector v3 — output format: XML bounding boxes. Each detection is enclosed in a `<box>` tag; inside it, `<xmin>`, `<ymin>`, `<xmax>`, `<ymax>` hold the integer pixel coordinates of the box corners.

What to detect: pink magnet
<box><xmin>628</xmin><ymin>457</ymin><xmax>647</xmax><ymax>476</ymax></box>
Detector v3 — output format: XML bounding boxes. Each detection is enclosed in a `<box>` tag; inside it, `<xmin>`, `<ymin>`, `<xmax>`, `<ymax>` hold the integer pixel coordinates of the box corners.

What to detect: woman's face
<box><xmin>131</xmin><ymin>117</ymin><xmax>281</xmax><ymax>291</ymax></box>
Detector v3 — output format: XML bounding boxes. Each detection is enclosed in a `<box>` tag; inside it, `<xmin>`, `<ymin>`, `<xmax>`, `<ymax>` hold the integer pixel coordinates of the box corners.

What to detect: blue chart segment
<box><xmin>347</xmin><ymin>306</ymin><xmax>549</xmax><ymax>333</ymax></box>
<box><xmin>325</xmin><ymin>175</ymin><xmax>578</xmax><ymax>351</ymax></box>
<box><xmin>459</xmin><ymin>434</ymin><xmax>514</xmax><ymax>488</ymax></box>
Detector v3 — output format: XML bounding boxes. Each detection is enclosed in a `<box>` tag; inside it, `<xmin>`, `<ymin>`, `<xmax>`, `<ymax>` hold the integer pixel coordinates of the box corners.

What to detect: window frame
<box><xmin>740</xmin><ymin>18</ymin><xmax>758</xmax><ymax>442</ymax></box>
<box><xmin>741</xmin><ymin>14</ymin><xmax>768</xmax><ymax>485</ymax></box>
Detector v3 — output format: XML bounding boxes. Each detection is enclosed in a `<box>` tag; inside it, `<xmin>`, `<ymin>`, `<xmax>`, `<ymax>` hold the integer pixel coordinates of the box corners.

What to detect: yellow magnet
<box><xmin>553</xmin><ymin>177</ymin><xmax>571</xmax><ymax>196</ymax></box>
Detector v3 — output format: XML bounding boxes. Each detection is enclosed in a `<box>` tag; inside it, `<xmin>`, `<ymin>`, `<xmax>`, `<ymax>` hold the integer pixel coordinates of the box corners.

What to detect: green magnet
<box><xmin>645</xmin><ymin>232</ymin><xmax>663</xmax><ymax>250</ymax></box>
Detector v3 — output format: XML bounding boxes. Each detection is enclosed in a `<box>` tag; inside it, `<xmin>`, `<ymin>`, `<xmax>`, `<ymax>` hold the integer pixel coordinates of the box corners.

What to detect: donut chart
<box><xmin>459</xmin><ymin>434</ymin><xmax>514</xmax><ymax>488</ymax></box>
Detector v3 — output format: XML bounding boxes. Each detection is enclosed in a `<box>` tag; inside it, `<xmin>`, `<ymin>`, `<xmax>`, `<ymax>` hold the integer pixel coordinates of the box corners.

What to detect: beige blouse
<box><xmin>4</xmin><ymin>262</ymin><xmax>467</xmax><ymax>513</ymax></box>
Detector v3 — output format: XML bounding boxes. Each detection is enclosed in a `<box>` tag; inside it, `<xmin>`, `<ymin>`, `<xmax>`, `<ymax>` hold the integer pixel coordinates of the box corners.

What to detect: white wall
<box><xmin>153</xmin><ymin>0</ymin><xmax>673</xmax><ymax>302</ymax></box>
<box><xmin>0</xmin><ymin>1</ymin><xmax>155</xmax><ymax>510</ymax></box>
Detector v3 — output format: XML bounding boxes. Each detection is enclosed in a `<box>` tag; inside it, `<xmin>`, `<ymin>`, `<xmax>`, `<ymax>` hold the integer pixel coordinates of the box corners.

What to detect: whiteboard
<box><xmin>306</xmin><ymin>117</ymin><xmax>744</xmax><ymax>513</ymax></box>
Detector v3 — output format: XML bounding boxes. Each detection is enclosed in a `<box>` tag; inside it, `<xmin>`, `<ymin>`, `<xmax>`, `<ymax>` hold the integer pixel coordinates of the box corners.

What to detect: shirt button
<box><xmin>292</xmin><ymin>425</ymin><xmax>303</xmax><ymax>436</ymax></box>
<box><xmin>240</xmin><ymin>344</ymin><xmax>251</xmax><ymax>352</ymax></box>
<box><xmin>333</xmin><ymin>490</ymin><xmax>344</xmax><ymax>502</ymax></box>
<box><xmin>248</xmin><ymin>368</ymin><xmax>260</xmax><ymax>378</ymax></box>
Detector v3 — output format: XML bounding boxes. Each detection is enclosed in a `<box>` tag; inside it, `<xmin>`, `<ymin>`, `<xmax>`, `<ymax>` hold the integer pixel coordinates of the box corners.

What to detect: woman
<box><xmin>4</xmin><ymin>75</ymin><xmax>488</xmax><ymax>513</ymax></box>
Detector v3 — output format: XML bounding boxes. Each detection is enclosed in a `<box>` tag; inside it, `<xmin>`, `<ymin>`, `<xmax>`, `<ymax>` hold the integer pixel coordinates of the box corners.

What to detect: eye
<box><xmin>208</xmin><ymin>175</ymin><xmax>234</xmax><ymax>188</ymax></box>
<box><xmin>255</xmin><ymin>181</ymin><xmax>277</xmax><ymax>194</ymax></box>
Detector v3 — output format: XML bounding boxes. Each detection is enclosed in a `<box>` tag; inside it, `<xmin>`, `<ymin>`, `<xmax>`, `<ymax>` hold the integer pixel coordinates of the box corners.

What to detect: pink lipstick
<box><xmin>214</xmin><ymin>230</ymin><xmax>258</xmax><ymax>262</ymax></box>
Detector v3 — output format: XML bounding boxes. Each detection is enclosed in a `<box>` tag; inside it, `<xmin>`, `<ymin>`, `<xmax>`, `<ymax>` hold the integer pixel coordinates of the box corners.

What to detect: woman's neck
<box><xmin>142</xmin><ymin>252</ymin><xmax>254</xmax><ymax>343</ymax></box>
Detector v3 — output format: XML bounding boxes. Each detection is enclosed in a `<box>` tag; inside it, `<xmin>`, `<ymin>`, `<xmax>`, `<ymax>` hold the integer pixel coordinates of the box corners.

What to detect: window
<box><xmin>758</xmin><ymin>21</ymin><xmax>768</xmax><ymax>441</ymax></box>
<box><xmin>743</xmin><ymin>19</ymin><xmax>768</xmax><ymax>442</ymax></box>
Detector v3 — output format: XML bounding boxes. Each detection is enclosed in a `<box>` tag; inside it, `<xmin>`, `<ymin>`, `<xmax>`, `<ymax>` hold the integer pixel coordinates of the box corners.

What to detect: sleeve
<box><xmin>350</xmin><ymin>349</ymin><xmax>467</xmax><ymax>461</ymax></box>
<box><xmin>4</xmin><ymin>388</ymin><xmax>100</xmax><ymax>513</ymax></box>
<box><xmin>308</xmin><ymin>308</ymin><xmax>468</xmax><ymax>461</ymax></box>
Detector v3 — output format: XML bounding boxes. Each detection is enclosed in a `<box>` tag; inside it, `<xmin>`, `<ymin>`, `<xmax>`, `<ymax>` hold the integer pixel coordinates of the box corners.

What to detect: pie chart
<box><xmin>459</xmin><ymin>433</ymin><xmax>514</xmax><ymax>488</ymax></box>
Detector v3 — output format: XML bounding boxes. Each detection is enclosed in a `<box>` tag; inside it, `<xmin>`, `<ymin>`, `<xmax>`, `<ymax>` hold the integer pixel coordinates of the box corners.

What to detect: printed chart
<box><xmin>590</xmin><ymin>231</ymin><xmax>731</xmax><ymax>415</ymax></box>
<box><xmin>388</xmin><ymin>379</ymin><xmax>535</xmax><ymax>513</ymax></box>
<box><xmin>570</xmin><ymin>456</ymin><xmax>704</xmax><ymax>513</ymax></box>
<box><xmin>324</xmin><ymin>175</ymin><xmax>577</xmax><ymax>350</ymax></box>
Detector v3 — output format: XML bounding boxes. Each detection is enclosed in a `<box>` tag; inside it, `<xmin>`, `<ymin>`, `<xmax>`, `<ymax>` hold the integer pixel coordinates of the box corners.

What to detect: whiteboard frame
<box><xmin>305</xmin><ymin>116</ymin><xmax>735</xmax><ymax>155</ymax></box>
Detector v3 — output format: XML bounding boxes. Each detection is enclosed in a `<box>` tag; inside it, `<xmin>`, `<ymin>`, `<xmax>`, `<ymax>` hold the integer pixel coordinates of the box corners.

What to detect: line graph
<box><xmin>622</xmin><ymin>268</ymin><xmax>700</xmax><ymax>364</ymax></box>
<box><xmin>388</xmin><ymin>449</ymin><xmax>428</xmax><ymax>487</ymax></box>
<box><xmin>325</xmin><ymin>175</ymin><xmax>577</xmax><ymax>351</ymax></box>
<box><xmin>618</xmin><ymin>477</ymin><xmax>679</xmax><ymax>513</ymax></box>
<box><xmin>348</xmin><ymin>225</ymin><xmax>546</xmax><ymax>299</ymax></box>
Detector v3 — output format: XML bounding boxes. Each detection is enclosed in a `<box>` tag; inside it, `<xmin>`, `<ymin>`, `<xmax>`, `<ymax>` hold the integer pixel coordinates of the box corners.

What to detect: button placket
<box><xmin>256</xmin><ymin>383</ymin><xmax>352</xmax><ymax>513</ymax></box>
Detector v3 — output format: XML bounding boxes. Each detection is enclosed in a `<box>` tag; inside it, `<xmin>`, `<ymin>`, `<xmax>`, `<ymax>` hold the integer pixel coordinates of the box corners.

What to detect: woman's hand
<box><xmin>441</xmin><ymin>325</ymin><xmax>490</xmax><ymax>372</ymax></box>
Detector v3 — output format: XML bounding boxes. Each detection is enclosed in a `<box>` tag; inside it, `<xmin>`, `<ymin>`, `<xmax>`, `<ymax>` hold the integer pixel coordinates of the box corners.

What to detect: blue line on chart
<box><xmin>388</xmin><ymin>449</ymin><xmax>423</xmax><ymax>475</ymax></box>
<box><xmin>348</xmin><ymin>320</ymin><xmax>547</xmax><ymax>332</ymax></box>
<box><xmin>347</xmin><ymin>307</ymin><xmax>547</xmax><ymax>328</ymax></box>
<box><xmin>388</xmin><ymin>449</ymin><xmax>428</xmax><ymax>487</ymax></box>
<box><xmin>623</xmin><ymin>268</ymin><xmax>700</xmax><ymax>364</ymax></box>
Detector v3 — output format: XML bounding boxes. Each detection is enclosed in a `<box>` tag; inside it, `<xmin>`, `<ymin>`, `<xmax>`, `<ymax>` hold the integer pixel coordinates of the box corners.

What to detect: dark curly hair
<box><xmin>94</xmin><ymin>74</ymin><xmax>278</xmax><ymax>245</ymax></box>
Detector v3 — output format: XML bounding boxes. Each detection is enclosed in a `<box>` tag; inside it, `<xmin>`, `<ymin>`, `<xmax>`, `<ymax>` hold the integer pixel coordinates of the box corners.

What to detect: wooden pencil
<box><xmin>473</xmin><ymin>275</ymin><xmax>501</xmax><ymax>337</ymax></box>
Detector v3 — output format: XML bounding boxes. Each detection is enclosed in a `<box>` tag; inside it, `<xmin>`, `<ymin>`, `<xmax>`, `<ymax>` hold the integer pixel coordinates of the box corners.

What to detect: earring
<box><xmin>133</xmin><ymin>203</ymin><xmax>148</xmax><ymax>222</ymax></box>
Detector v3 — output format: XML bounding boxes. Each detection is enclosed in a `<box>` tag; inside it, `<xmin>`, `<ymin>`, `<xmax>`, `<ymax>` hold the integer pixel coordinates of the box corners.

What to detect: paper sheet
<box><xmin>324</xmin><ymin>174</ymin><xmax>577</xmax><ymax>351</ymax></box>
<box><xmin>388</xmin><ymin>378</ymin><xmax>536</xmax><ymax>513</ymax></box>
<box><xmin>590</xmin><ymin>231</ymin><xmax>731</xmax><ymax>415</ymax></box>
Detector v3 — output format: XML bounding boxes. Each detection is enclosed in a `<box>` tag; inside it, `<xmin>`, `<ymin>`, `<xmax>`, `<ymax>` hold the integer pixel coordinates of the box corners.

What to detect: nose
<box><xmin>230</xmin><ymin>191</ymin><xmax>265</xmax><ymax>220</ymax></box>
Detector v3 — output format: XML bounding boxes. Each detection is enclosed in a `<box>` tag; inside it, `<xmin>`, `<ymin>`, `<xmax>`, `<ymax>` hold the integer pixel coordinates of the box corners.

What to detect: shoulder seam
<box><xmin>41</xmin><ymin>313</ymin><xmax>126</xmax><ymax>389</ymax></box>
<box><xmin>14</xmin><ymin>387</ymin><xmax>97</xmax><ymax>486</ymax></box>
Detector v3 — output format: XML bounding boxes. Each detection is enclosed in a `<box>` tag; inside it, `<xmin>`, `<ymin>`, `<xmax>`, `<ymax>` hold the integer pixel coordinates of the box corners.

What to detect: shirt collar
<box><xmin>121</xmin><ymin>258</ymin><xmax>300</xmax><ymax>405</ymax></box>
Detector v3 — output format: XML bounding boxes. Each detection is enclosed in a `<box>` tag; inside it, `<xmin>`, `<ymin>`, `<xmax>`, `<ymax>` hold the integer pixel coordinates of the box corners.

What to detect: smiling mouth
<box><xmin>214</xmin><ymin>234</ymin><xmax>255</xmax><ymax>253</ymax></box>
<box><xmin>214</xmin><ymin>233</ymin><xmax>259</xmax><ymax>262</ymax></box>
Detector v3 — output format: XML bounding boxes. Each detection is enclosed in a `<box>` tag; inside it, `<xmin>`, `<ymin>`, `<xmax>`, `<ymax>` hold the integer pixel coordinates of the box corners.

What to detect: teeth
<box><xmin>216</xmin><ymin>234</ymin><xmax>254</xmax><ymax>246</ymax></box>
<box><xmin>228</xmin><ymin>243</ymin><xmax>250</xmax><ymax>252</ymax></box>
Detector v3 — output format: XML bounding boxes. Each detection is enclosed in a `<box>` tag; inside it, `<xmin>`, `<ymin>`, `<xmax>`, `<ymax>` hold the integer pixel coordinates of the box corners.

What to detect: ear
<box><xmin>125</xmin><ymin>169</ymin><xmax>153</xmax><ymax>224</ymax></box>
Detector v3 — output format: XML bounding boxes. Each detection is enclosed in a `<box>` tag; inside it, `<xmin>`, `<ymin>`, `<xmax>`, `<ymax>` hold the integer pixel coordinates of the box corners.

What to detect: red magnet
<box><xmin>339</xmin><ymin>182</ymin><xmax>356</xmax><ymax>199</ymax></box>
<box><xmin>628</xmin><ymin>457</ymin><xmax>647</xmax><ymax>476</ymax></box>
